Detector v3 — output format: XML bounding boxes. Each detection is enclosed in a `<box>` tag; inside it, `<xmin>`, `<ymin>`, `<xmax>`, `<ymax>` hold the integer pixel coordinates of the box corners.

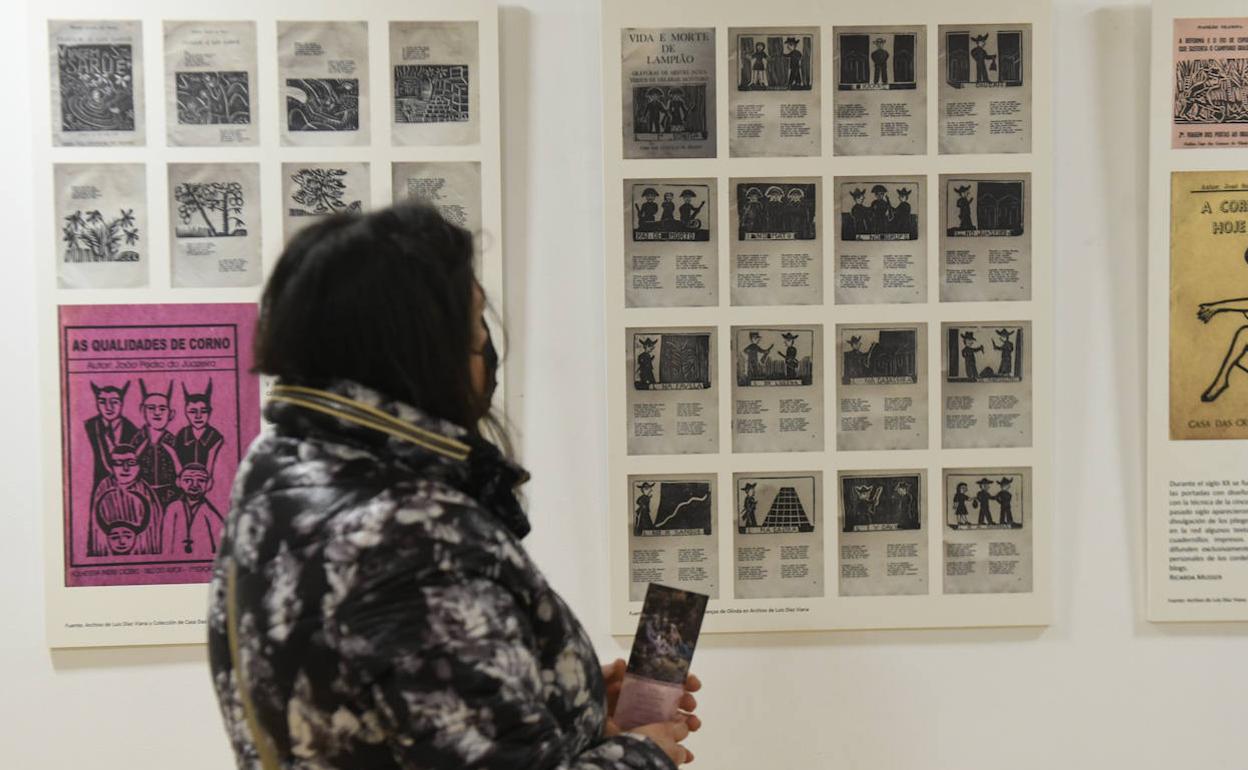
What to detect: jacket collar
<box><xmin>264</xmin><ymin>381</ymin><xmax>532</xmax><ymax>539</ymax></box>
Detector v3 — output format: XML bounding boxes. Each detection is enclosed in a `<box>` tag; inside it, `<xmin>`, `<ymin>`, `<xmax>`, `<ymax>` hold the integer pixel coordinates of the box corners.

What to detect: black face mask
<box><xmin>479</xmin><ymin>324</ymin><xmax>499</xmax><ymax>407</ymax></box>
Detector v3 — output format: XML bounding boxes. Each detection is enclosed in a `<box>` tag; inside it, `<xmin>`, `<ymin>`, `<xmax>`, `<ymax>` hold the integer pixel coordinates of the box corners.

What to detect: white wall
<box><xmin>4</xmin><ymin>1</ymin><xmax>1248</xmax><ymax>768</ymax></box>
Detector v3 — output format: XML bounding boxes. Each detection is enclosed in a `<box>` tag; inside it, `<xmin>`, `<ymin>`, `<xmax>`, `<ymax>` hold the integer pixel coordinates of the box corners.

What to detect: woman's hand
<box><xmin>629</xmin><ymin>719</ymin><xmax>695</xmax><ymax>765</ymax></box>
<box><xmin>1199</xmin><ymin>303</ymin><xmax>1218</xmax><ymax>323</ymax></box>
<box><xmin>602</xmin><ymin>660</ymin><xmax>703</xmax><ymax>750</ymax></box>
<box><xmin>602</xmin><ymin>658</ymin><xmax>627</xmax><ymax>723</ymax></box>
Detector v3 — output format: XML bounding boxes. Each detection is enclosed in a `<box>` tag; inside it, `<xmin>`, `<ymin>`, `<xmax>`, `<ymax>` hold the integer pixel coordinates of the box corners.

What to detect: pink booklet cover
<box><xmin>614</xmin><ymin>583</ymin><xmax>709</xmax><ymax>731</ymax></box>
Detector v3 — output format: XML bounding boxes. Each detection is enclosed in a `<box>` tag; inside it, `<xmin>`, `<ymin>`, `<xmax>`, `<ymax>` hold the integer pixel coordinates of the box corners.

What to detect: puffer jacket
<box><xmin>207</xmin><ymin>380</ymin><xmax>673</xmax><ymax>770</ymax></box>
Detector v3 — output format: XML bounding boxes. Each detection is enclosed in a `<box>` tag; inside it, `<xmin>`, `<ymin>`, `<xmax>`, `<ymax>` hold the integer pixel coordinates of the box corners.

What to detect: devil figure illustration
<box><xmin>85</xmin><ymin>382</ymin><xmax>141</xmax><ymax>492</ymax></box>
<box><xmin>174</xmin><ymin>380</ymin><xmax>224</xmax><ymax>474</ymax></box>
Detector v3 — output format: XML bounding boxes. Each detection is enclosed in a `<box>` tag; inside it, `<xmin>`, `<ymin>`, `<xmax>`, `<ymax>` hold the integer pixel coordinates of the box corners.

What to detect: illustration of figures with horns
<box><xmin>84</xmin><ymin>381</ymin><xmax>140</xmax><ymax>491</ymax></box>
<box><xmin>175</xmin><ymin>379</ymin><xmax>223</xmax><ymax>475</ymax></box>
<box><xmin>80</xmin><ymin>376</ymin><xmax>227</xmax><ymax>558</ymax></box>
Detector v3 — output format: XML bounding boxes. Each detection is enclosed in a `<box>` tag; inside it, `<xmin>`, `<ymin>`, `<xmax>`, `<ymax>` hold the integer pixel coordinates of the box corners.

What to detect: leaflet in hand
<box><xmin>613</xmin><ymin>583</ymin><xmax>708</xmax><ymax>730</ymax></box>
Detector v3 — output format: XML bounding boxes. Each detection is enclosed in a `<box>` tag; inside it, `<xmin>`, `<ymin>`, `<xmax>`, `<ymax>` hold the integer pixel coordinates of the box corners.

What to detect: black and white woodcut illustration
<box><xmin>946</xmin><ymin>473</ymin><xmax>1025</xmax><ymax>529</ymax></box>
<box><xmin>730</xmin><ymin>178</ymin><xmax>821</xmax><ymax>306</ymax></box>
<box><xmin>840</xmin><ymin>182</ymin><xmax>919</xmax><ymax>241</ymax></box>
<box><xmin>167</xmin><ymin>163</ymin><xmax>262</xmax><ymax>288</ymax></box>
<box><xmin>940</xmin><ymin>174</ymin><xmax>1032</xmax><ymax>301</ymax></box>
<box><xmin>942</xmin><ymin>322</ymin><xmax>1033</xmax><ymax>449</ymax></box>
<box><xmin>49</xmin><ymin>20</ymin><xmax>144</xmax><ymax>146</ymax></box>
<box><xmin>631</xmin><ymin>85</ymin><xmax>710</xmax><ymax>144</ymax></box>
<box><xmin>733</xmin><ymin>472</ymin><xmax>823</xmax><ymax>599</ymax></box>
<box><xmin>634</xmin><ymin>332</ymin><xmax>712</xmax><ymax>391</ymax></box>
<box><xmin>628</xmin><ymin>475</ymin><xmax>718</xmax><ymax>600</ymax></box>
<box><xmin>736</xmin><ymin>328</ymin><xmax>814</xmax><ymax>387</ymax></box>
<box><xmin>944</xmin><ymin>30</ymin><xmax>1025</xmax><ymax>88</ymax></box>
<box><xmin>626</xmin><ymin>327</ymin><xmax>718</xmax><ymax>456</ymax></box>
<box><xmin>286</xmin><ymin>78</ymin><xmax>359</xmax><ymax>131</ymax></box>
<box><xmin>278</xmin><ymin>21</ymin><xmax>370</xmax><ymax>146</ymax></box>
<box><xmin>943</xmin><ymin>467</ymin><xmax>1032</xmax><ymax>594</ymax></box>
<box><xmin>632</xmin><ymin>479</ymin><xmax>713</xmax><ymax>536</ymax></box>
<box><xmin>1171</xmin><ymin>18</ymin><xmax>1248</xmax><ymax>148</ymax></box>
<box><xmin>622</xmin><ymin>28</ymin><xmax>716</xmax><ymax>159</ymax></box>
<box><xmin>173</xmin><ymin>182</ymin><xmax>246</xmax><ymax>239</ymax></box>
<box><xmin>1174</xmin><ymin>58</ymin><xmax>1248</xmax><ymax>126</ymax></box>
<box><xmin>834</xmin><ymin>175</ymin><xmax>926</xmax><ymax>304</ymax></box>
<box><xmin>728</xmin><ymin>27</ymin><xmax>820</xmax><ymax>157</ymax></box>
<box><xmin>55</xmin><ymin>163</ymin><xmax>147</xmax><ymax>289</ymax></box>
<box><xmin>282</xmin><ymin>162</ymin><xmax>369</xmax><ymax>241</ymax></box>
<box><xmin>838</xmin><ymin>469</ymin><xmax>927</xmax><ymax>597</ymax></box>
<box><xmin>732</xmin><ymin>326</ymin><xmax>823</xmax><ymax>453</ymax></box>
<box><xmin>394</xmin><ymin>65</ymin><xmax>470</xmax><ymax>124</ymax></box>
<box><xmin>625</xmin><ymin>179</ymin><xmax>718</xmax><ymax>308</ymax></box>
<box><xmin>164</xmin><ymin>21</ymin><xmax>258</xmax><ymax>146</ymax></box>
<box><xmin>390</xmin><ymin>21</ymin><xmax>479</xmax><ymax>145</ymax></box>
<box><xmin>833</xmin><ymin>25</ymin><xmax>926</xmax><ymax>156</ymax></box>
<box><xmin>838</xmin><ymin>32</ymin><xmax>918</xmax><ymax>91</ymax></box>
<box><xmin>836</xmin><ymin>323</ymin><xmax>927</xmax><ymax>452</ymax></box>
<box><xmin>631</xmin><ymin>183</ymin><xmax>711</xmax><ymax>242</ymax></box>
<box><xmin>945</xmin><ymin>178</ymin><xmax>1025</xmax><ymax>237</ymax></box>
<box><xmin>938</xmin><ymin>24</ymin><xmax>1032</xmax><ymax>154</ymax></box>
<box><xmin>945</xmin><ymin>325</ymin><xmax>1025</xmax><ymax>384</ymax></box>
<box><xmin>840</xmin><ymin>327</ymin><xmax>917</xmax><ymax>386</ymax></box>
<box><xmin>736</xmin><ymin>182</ymin><xmax>817</xmax><ymax>240</ymax></box>
<box><xmin>840</xmin><ymin>473</ymin><xmax>921</xmax><ymax>532</ymax></box>
<box><xmin>735</xmin><ymin>32</ymin><xmax>814</xmax><ymax>92</ymax></box>
<box><xmin>175</xmin><ymin>72</ymin><xmax>249</xmax><ymax>125</ymax></box>
<box><xmin>60</xmin><ymin>45</ymin><xmax>135</xmax><ymax>131</ymax></box>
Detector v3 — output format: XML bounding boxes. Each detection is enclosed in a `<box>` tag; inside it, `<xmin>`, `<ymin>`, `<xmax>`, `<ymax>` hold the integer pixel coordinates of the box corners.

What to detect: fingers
<box><xmin>602</xmin><ymin>658</ymin><xmax>626</xmax><ymax>680</ymax></box>
<box><xmin>684</xmin><ymin>714</ymin><xmax>702</xmax><ymax>733</ymax></box>
<box><xmin>669</xmin><ymin>719</ymin><xmax>690</xmax><ymax>742</ymax></box>
<box><xmin>678</xmin><ymin>692</ymin><xmax>697</xmax><ymax>712</ymax></box>
<box><xmin>684</xmin><ymin>673</ymin><xmax>702</xmax><ymax>693</ymax></box>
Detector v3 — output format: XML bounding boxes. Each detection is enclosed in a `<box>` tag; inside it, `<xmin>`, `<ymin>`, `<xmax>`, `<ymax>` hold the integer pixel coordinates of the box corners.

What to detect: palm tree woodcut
<box><xmin>174</xmin><ymin>181</ymin><xmax>247</xmax><ymax>237</ymax></box>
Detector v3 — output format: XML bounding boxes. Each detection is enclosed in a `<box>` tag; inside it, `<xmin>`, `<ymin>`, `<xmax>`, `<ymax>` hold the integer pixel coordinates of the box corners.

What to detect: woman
<box><xmin>207</xmin><ymin>205</ymin><xmax>700</xmax><ymax>769</ymax></box>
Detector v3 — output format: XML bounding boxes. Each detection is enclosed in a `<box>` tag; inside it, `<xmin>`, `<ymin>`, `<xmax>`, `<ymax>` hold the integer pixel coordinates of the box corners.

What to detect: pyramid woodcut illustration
<box><xmin>761</xmin><ymin>486</ymin><xmax>813</xmax><ymax>530</ymax></box>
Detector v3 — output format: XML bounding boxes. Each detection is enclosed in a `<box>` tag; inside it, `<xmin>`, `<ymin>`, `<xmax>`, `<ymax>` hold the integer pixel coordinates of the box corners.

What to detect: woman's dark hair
<box><xmin>255</xmin><ymin>203</ymin><xmax>490</xmax><ymax>433</ymax></box>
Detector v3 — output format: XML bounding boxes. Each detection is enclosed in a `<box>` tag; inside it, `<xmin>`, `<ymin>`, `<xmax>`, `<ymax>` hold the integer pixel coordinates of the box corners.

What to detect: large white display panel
<box><xmin>31</xmin><ymin>0</ymin><xmax>504</xmax><ymax>648</ymax></box>
<box><xmin>602</xmin><ymin>0</ymin><xmax>1054</xmax><ymax>633</ymax></box>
